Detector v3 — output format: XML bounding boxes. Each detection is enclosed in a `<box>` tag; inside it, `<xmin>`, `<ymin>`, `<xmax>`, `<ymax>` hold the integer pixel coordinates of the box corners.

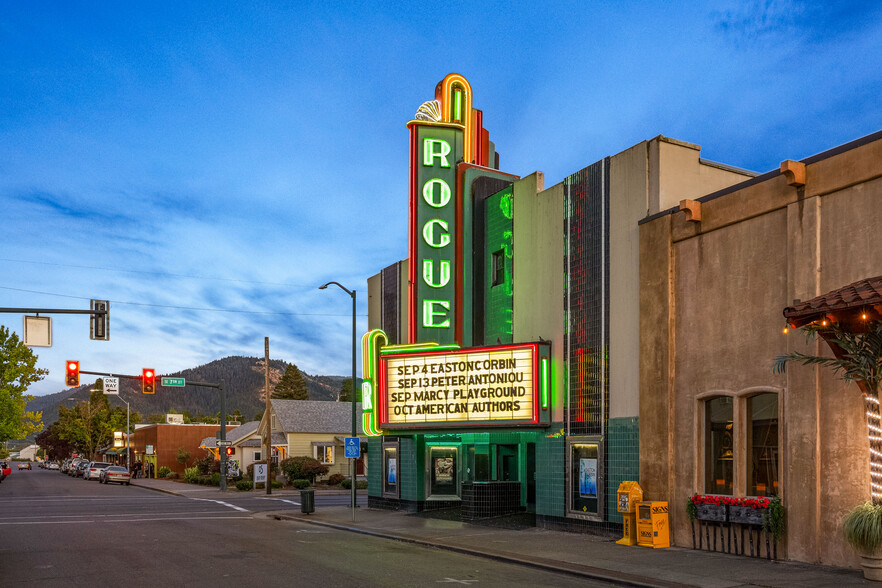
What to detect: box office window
<box><xmin>704</xmin><ymin>396</ymin><xmax>734</xmax><ymax>495</ymax></box>
<box><xmin>748</xmin><ymin>393</ymin><xmax>779</xmax><ymax>497</ymax></box>
<box><xmin>567</xmin><ymin>436</ymin><xmax>603</xmax><ymax>520</ymax></box>
<box><xmin>383</xmin><ymin>441</ymin><xmax>399</xmax><ymax>498</ymax></box>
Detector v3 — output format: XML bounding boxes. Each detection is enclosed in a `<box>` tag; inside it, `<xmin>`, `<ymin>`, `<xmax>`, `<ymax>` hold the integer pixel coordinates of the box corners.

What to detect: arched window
<box><xmin>705</xmin><ymin>396</ymin><xmax>734</xmax><ymax>495</ymax></box>
<box><xmin>747</xmin><ymin>393</ymin><xmax>779</xmax><ymax>497</ymax></box>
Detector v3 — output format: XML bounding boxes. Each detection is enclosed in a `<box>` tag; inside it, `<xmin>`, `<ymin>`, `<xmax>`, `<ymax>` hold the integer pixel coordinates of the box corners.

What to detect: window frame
<box><xmin>313</xmin><ymin>444</ymin><xmax>335</xmax><ymax>465</ymax></box>
<box><xmin>696</xmin><ymin>387</ymin><xmax>783</xmax><ymax>500</ymax></box>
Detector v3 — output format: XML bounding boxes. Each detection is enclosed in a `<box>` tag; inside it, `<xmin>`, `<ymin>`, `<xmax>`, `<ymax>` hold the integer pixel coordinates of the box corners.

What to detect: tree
<box><xmin>339</xmin><ymin>378</ymin><xmax>361</xmax><ymax>402</ymax></box>
<box><xmin>774</xmin><ymin>321</ymin><xmax>882</xmax><ymax>505</ymax></box>
<box><xmin>0</xmin><ymin>326</ymin><xmax>46</xmax><ymax>443</ymax></box>
<box><xmin>56</xmin><ymin>387</ymin><xmax>127</xmax><ymax>460</ymax></box>
<box><xmin>36</xmin><ymin>423</ymin><xmax>74</xmax><ymax>461</ymax></box>
<box><xmin>176</xmin><ymin>447</ymin><xmax>191</xmax><ymax>467</ymax></box>
<box><xmin>273</xmin><ymin>363</ymin><xmax>308</xmax><ymax>400</ymax></box>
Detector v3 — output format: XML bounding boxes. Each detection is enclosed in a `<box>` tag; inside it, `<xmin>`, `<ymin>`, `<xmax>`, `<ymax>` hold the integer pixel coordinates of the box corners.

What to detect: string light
<box><xmin>868</xmin><ymin>396</ymin><xmax>880</xmax><ymax>405</ymax></box>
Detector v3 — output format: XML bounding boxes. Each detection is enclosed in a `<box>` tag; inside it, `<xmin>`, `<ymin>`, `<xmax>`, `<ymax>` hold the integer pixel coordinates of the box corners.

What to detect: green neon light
<box><xmin>380</xmin><ymin>343</ymin><xmax>461</xmax><ymax>355</ymax></box>
<box><xmin>422</xmin><ymin>259</ymin><xmax>450</xmax><ymax>288</ymax></box>
<box><xmin>422</xmin><ymin>178</ymin><xmax>451</xmax><ymax>207</ymax></box>
<box><xmin>541</xmin><ymin>358</ymin><xmax>549</xmax><ymax>408</ymax></box>
<box><xmin>422</xmin><ymin>299</ymin><xmax>451</xmax><ymax>328</ymax></box>
<box><xmin>422</xmin><ymin>139</ymin><xmax>451</xmax><ymax>167</ymax></box>
<box><xmin>422</xmin><ymin>218</ymin><xmax>450</xmax><ymax>248</ymax></box>
<box><xmin>361</xmin><ymin>329</ymin><xmax>387</xmax><ymax>437</ymax></box>
<box><xmin>454</xmin><ymin>89</ymin><xmax>462</xmax><ymax>122</ymax></box>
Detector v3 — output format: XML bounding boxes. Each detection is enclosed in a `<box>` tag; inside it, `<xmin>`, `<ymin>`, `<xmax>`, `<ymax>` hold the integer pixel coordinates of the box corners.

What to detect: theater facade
<box><xmin>361</xmin><ymin>73</ymin><xmax>753</xmax><ymax>530</ymax></box>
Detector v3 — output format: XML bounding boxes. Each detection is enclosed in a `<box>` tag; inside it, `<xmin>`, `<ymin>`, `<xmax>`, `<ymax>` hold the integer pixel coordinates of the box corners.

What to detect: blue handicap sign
<box><xmin>344</xmin><ymin>437</ymin><xmax>360</xmax><ymax>458</ymax></box>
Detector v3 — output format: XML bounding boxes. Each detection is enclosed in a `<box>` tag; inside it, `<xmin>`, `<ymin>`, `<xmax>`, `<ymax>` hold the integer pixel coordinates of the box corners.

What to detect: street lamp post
<box><xmin>319</xmin><ymin>281</ymin><xmax>357</xmax><ymax>519</ymax></box>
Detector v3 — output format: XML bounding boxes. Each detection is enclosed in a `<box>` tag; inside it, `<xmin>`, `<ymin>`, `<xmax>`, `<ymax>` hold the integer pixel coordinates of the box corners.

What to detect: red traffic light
<box><xmin>65</xmin><ymin>361</ymin><xmax>80</xmax><ymax>387</ymax></box>
<box><xmin>142</xmin><ymin>368</ymin><xmax>155</xmax><ymax>394</ymax></box>
<box><xmin>224</xmin><ymin>447</ymin><xmax>234</xmax><ymax>456</ymax></box>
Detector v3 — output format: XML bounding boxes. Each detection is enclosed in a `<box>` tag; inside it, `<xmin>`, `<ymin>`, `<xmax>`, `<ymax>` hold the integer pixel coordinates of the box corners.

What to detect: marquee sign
<box><xmin>374</xmin><ymin>341</ymin><xmax>550</xmax><ymax>430</ymax></box>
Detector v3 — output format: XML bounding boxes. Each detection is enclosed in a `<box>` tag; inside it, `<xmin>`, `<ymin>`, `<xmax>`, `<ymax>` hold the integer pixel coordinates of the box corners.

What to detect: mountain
<box><xmin>25</xmin><ymin>356</ymin><xmax>349</xmax><ymax>430</ymax></box>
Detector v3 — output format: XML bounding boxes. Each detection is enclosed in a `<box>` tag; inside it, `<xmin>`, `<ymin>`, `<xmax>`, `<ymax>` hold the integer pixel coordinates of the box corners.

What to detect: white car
<box><xmin>83</xmin><ymin>462</ymin><xmax>111</xmax><ymax>480</ymax></box>
<box><xmin>48</xmin><ymin>462</ymin><xmax>60</xmax><ymax>470</ymax></box>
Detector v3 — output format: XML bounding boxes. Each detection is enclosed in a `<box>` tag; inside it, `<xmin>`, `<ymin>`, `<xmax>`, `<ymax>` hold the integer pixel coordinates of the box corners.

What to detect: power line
<box><xmin>0</xmin><ymin>257</ymin><xmax>310</xmax><ymax>287</ymax></box>
<box><xmin>0</xmin><ymin>286</ymin><xmax>364</xmax><ymax>317</ymax></box>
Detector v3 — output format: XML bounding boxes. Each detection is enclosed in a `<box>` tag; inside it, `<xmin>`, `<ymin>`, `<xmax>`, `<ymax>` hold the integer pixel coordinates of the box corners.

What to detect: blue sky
<box><xmin>3</xmin><ymin>1</ymin><xmax>881</xmax><ymax>396</ymax></box>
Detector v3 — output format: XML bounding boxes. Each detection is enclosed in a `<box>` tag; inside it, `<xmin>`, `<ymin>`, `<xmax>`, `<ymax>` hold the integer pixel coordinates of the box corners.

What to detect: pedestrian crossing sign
<box><xmin>344</xmin><ymin>437</ymin><xmax>360</xmax><ymax>458</ymax></box>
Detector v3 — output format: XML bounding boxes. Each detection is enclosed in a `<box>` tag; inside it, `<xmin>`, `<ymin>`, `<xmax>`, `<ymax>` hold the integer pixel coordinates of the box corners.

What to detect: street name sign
<box><xmin>344</xmin><ymin>437</ymin><xmax>360</xmax><ymax>458</ymax></box>
<box><xmin>161</xmin><ymin>377</ymin><xmax>185</xmax><ymax>387</ymax></box>
<box><xmin>217</xmin><ymin>440</ymin><xmax>232</xmax><ymax>447</ymax></box>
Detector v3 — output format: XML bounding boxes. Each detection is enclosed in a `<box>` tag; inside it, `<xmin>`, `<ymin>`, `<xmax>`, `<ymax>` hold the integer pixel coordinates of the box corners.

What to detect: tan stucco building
<box><xmin>639</xmin><ymin>129</ymin><xmax>882</xmax><ymax>565</ymax></box>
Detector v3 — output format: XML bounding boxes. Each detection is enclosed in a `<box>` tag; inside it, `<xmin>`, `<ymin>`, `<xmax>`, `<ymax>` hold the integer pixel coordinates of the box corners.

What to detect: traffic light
<box><xmin>90</xmin><ymin>299</ymin><xmax>109</xmax><ymax>341</ymax></box>
<box><xmin>224</xmin><ymin>447</ymin><xmax>234</xmax><ymax>456</ymax></box>
<box><xmin>65</xmin><ymin>361</ymin><xmax>80</xmax><ymax>387</ymax></box>
<box><xmin>142</xmin><ymin>368</ymin><xmax>155</xmax><ymax>394</ymax></box>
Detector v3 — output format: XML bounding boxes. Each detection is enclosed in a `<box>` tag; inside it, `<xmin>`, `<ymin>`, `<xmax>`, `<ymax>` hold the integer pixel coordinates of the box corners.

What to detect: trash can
<box><xmin>300</xmin><ymin>489</ymin><xmax>315</xmax><ymax>514</ymax></box>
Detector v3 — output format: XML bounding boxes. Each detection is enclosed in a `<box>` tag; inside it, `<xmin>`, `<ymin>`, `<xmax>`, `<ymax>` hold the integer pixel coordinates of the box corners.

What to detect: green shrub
<box><xmin>184</xmin><ymin>466</ymin><xmax>200</xmax><ymax>484</ymax></box>
<box><xmin>327</xmin><ymin>473</ymin><xmax>345</xmax><ymax>486</ymax></box>
<box><xmin>210</xmin><ymin>472</ymin><xmax>221</xmax><ymax>486</ymax></box>
<box><xmin>158</xmin><ymin>466</ymin><xmax>172</xmax><ymax>478</ymax></box>
<box><xmin>165</xmin><ymin>471</ymin><xmax>179</xmax><ymax>479</ymax></box>
<box><xmin>255</xmin><ymin>482</ymin><xmax>265</xmax><ymax>490</ymax></box>
<box><xmin>271</xmin><ymin>480</ymin><xmax>283</xmax><ymax>489</ymax></box>
<box><xmin>340</xmin><ymin>479</ymin><xmax>366</xmax><ymax>490</ymax></box>
<box><xmin>236</xmin><ymin>480</ymin><xmax>253</xmax><ymax>491</ymax></box>
<box><xmin>195</xmin><ymin>455</ymin><xmax>219</xmax><ymax>476</ymax></box>
<box><xmin>290</xmin><ymin>479</ymin><xmax>310</xmax><ymax>489</ymax></box>
<box><xmin>280</xmin><ymin>456</ymin><xmax>328</xmax><ymax>483</ymax></box>
<box><xmin>844</xmin><ymin>502</ymin><xmax>882</xmax><ymax>553</ymax></box>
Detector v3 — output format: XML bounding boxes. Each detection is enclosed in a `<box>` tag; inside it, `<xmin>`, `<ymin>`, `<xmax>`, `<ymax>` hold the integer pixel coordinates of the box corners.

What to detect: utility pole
<box><xmin>265</xmin><ymin>337</ymin><xmax>272</xmax><ymax>495</ymax></box>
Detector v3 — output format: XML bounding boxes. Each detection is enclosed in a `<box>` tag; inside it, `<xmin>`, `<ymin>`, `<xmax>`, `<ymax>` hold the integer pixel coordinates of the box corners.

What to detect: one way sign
<box><xmin>344</xmin><ymin>437</ymin><xmax>360</xmax><ymax>458</ymax></box>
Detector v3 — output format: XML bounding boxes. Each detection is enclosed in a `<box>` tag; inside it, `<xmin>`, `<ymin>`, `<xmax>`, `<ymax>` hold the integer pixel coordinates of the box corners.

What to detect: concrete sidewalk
<box><xmin>132</xmin><ymin>478</ymin><xmax>870</xmax><ymax>587</ymax></box>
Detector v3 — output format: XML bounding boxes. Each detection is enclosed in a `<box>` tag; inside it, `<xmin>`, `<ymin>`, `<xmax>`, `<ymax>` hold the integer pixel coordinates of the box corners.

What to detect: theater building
<box><xmin>361</xmin><ymin>73</ymin><xmax>753</xmax><ymax>529</ymax></box>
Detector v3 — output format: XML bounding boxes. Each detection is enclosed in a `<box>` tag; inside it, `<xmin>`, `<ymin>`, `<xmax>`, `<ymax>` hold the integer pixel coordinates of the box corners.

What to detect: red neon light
<box><xmin>407</xmin><ymin>123</ymin><xmax>418</xmax><ymax>343</ymax></box>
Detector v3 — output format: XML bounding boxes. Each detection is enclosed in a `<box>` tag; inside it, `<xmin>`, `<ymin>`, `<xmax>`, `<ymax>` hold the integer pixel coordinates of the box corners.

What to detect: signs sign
<box><xmin>254</xmin><ymin>463</ymin><xmax>267</xmax><ymax>484</ymax></box>
<box><xmin>379</xmin><ymin>342</ymin><xmax>550</xmax><ymax>429</ymax></box>
<box><xmin>161</xmin><ymin>377</ymin><xmax>185</xmax><ymax>387</ymax></box>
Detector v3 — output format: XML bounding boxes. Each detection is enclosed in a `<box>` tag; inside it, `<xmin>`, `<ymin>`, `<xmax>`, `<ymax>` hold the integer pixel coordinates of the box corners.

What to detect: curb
<box><xmin>269</xmin><ymin>512</ymin><xmax>692</xmax><ymax>588</ymax></box>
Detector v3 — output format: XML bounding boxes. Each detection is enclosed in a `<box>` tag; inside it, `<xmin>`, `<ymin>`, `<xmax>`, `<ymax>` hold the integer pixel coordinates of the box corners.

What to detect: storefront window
<box><xmin>748</xmin><ymin>393</ymin><xmax>779</xmax><ymax>497</ymax></box>
<box><xmin>429</xmin><ymin>446</ymin><xmax>458</xmax><ymax>497</ymax></box>
<box><xmin>569</xmin><ymin>438</ymin><xmax>602</xmax><ymax>519</ymax></box>
<box><xmin>705</xmin><ymin>396</ymin><xmax>734</xmax><ymax>495</ymax></box>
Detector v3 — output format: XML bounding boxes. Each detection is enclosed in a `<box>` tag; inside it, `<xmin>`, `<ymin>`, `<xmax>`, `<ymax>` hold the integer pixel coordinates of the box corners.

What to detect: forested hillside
<box><xmin>25</xmin><ymin>356</ymin><xmax>347</xmax><ymax>431</ymax></box>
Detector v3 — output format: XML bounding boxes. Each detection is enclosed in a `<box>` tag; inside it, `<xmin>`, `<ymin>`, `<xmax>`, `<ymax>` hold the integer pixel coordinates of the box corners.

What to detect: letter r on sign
<box><xmin>423</xmin><ymin>139</ymin><xmax>451</xmax><ymax>168</ymax></box>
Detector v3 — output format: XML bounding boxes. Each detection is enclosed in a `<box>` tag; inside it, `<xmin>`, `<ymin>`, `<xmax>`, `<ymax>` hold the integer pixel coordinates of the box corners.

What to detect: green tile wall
<box><xmin>606</xmin><ymin>416</ymin><xmax>639</xmax><ymax>523</ymax></box>
<box><xmin>536</xmin><ymin>431</ymin><xmax>566</xmax><ymax>517</ymax></box>
<box><xmin>367</xmin><ymin>437</ymin><xmax>382</xmax><ymax>496</ymax></box>
<box><xmin>400</xmin><ymin>435</ymin><xmax>421</xmax><ymax>502</ymax></box>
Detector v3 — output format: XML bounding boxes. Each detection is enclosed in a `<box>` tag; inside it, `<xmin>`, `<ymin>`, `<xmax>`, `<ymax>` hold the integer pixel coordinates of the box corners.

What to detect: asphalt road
<box><xmin>1</xmin><ymin>465</ymin><xmax>616</xmax><ymax>587</ymax></box>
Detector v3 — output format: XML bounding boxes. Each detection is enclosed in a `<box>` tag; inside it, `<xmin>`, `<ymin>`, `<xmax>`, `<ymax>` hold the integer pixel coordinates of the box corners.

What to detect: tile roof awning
<box><xmin>784</xmin><ymin>276</ymin><xmax>882</xmax><ymax>330</ymax></box>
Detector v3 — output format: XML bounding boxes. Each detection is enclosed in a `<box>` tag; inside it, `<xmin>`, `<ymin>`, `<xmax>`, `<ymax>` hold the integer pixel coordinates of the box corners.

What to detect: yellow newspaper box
<box><xmin>615</xmin><ymin>481</ymin><xmax>643</xmax><ymax>546</ymax></box>
<box><xmin>636</xmin><ymin>501</ymin><xmax>670</xmax><ymax>548</ymax></box>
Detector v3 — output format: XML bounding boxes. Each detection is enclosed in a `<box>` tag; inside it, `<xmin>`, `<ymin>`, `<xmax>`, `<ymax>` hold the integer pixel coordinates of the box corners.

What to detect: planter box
<box><xmin>696</xmin><ymin>504</ymin><xmax>728</xmax><ymax>522</ymax></box>
<box><xmin>728</xmin><ymin>505</ymin><xmax>765</xmax><ymax>526</ymax></box>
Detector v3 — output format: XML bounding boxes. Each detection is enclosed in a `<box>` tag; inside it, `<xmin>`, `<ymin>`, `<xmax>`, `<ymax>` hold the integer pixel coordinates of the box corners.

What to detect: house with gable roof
<box><xmin>258</xmin><ymin>399</ymin><xmax>366</xmax><ymax>479</ymax></box>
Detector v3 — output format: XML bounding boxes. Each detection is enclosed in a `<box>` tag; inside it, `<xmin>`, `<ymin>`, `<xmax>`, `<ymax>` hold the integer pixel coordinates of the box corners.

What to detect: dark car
<box><xmin>74</xmin><ymin>461</ymin><xmax>89</xmax><ymax>478</ymax></box>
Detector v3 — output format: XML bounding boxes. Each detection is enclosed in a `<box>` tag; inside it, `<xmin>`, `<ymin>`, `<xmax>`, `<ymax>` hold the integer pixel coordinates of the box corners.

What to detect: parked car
<box><xmin>0</xmin><ymin>461</ymin><xmax>10</xmax><ymax>482</ymax></box>
<box><xmin>73</xmin><ymin>461</ymin><xmax>89</xmax><ymax>478</ymax></box>
<box><xmin>48</xmin><ymin>462</ymin><xmax>60</xmax><ymax>470</ymax></box>
<box><xmin>84</xmin><ymin>462</ymin><xmax>111</xmax><ymax>481</ymax></box>
<box><xmin>99</xmin><ymin>466</ymin><xmax>132</xmax><ymax>485</ymax></box>
<box><xmin>69</xmin><ymin>458</ymin><xmax>88</xmax><ymax>476</ymax></box>
<box><xmin>18</xmin><ymin>462</ymin><xmax>32</xmax><ymax>470</ymax></box>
